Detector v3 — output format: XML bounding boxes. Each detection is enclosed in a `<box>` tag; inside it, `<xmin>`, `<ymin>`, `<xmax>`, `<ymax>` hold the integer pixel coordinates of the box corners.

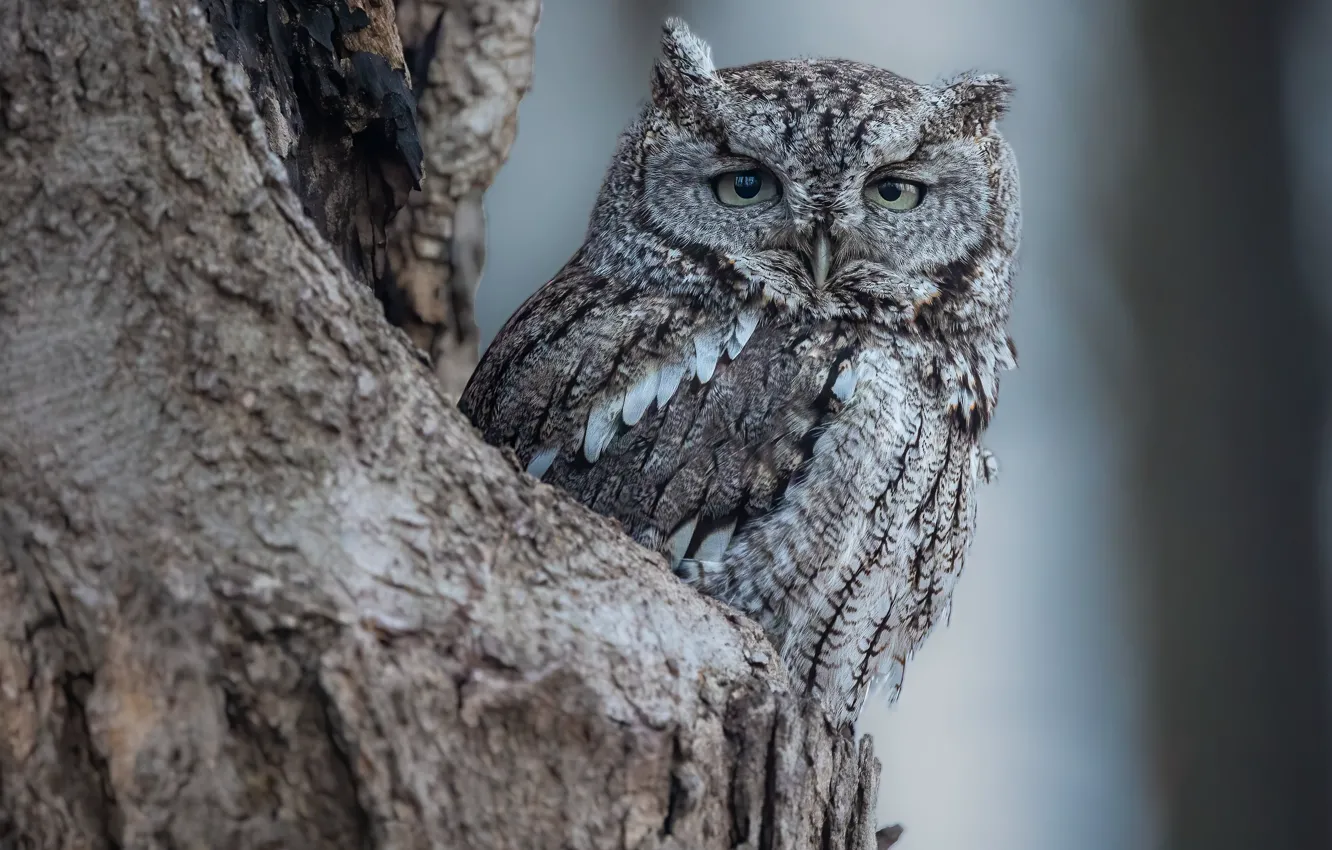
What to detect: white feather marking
<box><xmin>656</xmin><ymin>361</ymin><xmax>687</xmax><ymax>408</ymax></box>
<box><xmin>831</xmin><ymin>364</ymin><xmax>858</xmax><ymax>402</ymax></box>
<box><xmin>692</xmin><ymin>517</ymin><xmax>736</xmax><ymax>563</ymax></box>
<box><xmin>732</xmin><ymin>309</ymin><xmax>759</xmax><ymax>352</ymax></box>
<box><xmin>668</xmin><ymin>515</ymin><xmax>698</xmax><ymax>568</ymax></box>
<box><xmin>694</xmin><ymin>333</ymin><xmax>722</xmax><ymax>384</ymax></box>
<box><xmin>726</xmin><ymin>335</ymin><xmax>743</xmax><ymax>360</ymax></box>
<box><xmin>583</xmin><ymin>400</ymin><xmax>620</xmax><ymax>463</ymax></box>
<box><xmin>525</xmin><ymin>447</ymin><xmax>559</xmax><ymax>480</ymax></box>
<box><xmin>622</xmin><ymin>370</ymin><xmax>659</xmax><ymax>426</ymax></box>
<box><xmin>866</xmin><ymin>654</ymin><xmax>907</xmax><ymax>704</ymax></box>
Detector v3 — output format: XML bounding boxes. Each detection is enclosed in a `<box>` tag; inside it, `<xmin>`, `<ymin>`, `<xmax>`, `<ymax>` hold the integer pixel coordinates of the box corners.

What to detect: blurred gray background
<box><xmin>476</xmin><ymin>2</ymin><xmax>1332</xmax><ymax>848</ymax></box>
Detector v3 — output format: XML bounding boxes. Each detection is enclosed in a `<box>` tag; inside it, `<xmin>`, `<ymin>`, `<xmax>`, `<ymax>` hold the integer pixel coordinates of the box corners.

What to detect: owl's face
<box><xmin>642</xmin><ymin>59</ymin><xmax>997</xmax><ymax>276</ymax></box>
<box><xmin>584</xmin><ymin>20</ymin><xmax>1020</xmax><ymax>327</ymax></box>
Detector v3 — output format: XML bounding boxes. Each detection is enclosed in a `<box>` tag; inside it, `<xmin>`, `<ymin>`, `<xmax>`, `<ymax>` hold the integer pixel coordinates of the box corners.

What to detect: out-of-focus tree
<box><xmin>1114</xmin><ymin>1</ymin><xmax>1331</xmax><ymax>847</ymax></box>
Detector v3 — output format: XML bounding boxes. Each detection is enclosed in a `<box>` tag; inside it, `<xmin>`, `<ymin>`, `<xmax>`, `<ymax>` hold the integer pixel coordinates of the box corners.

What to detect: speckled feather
<box><xmin>460</xmin><ymin>19</ymin><xmax>1020</xmax><ymax>726</ymax></box>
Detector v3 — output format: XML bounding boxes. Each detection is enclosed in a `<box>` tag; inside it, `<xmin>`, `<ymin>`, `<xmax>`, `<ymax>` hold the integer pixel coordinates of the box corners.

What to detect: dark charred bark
<box><xmin>202</xmin><ymin>0</ymin><xmax>422</xmax><ymax>292</ymax></box>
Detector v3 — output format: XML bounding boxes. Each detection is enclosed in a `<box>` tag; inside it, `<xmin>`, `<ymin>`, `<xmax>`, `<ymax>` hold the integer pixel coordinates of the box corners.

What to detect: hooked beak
<box><xmin>807</xmin><ymin>231</ymin><xmax>834</xmax><ymax>287</ymax></box>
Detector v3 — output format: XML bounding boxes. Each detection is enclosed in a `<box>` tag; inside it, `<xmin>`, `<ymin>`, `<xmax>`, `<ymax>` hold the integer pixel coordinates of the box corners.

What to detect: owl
<box><xmin>459</xmin><ymin>19</ymin><xmax>1020</xmax><ymax>726</ymax></box>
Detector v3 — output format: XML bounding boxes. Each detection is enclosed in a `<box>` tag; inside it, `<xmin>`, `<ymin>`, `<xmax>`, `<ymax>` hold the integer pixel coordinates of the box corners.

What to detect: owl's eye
<box><xmin>865</xmin><ymin>178</ymin><xmax>925</xmax><ymax>212</ymax></box>
<box><xmin>712</xmin><ymin>168</ymin><xmax>780</xmax><ymax>207</ymax></box>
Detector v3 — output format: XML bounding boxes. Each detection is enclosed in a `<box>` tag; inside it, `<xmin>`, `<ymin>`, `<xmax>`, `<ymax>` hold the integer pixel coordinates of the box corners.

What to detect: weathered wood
<box><xmin>385</xmin><ymin>0</ymin><xmax>540</xmax><ymax>395</ymax></box>
<box><xmin>0</xmin><ymin>1</ymin><xmax>880</xmax><ymax>847</ymax></box>
<box><xmin>202</xmin><ymin>0</ymin><xmax>423</xmax><ymax>292</ymax></box>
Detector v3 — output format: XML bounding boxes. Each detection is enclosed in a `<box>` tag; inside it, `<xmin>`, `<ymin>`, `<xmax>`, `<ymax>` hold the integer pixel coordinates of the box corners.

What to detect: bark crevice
<box><xmin>1</xmin><ymin>510</ymin><xmax>116</xmax><ymax>850</ymax></box>
<box><xmin>60</xmin><ymin>672</ymin><xmax>121</xmax><ymax>850</ymax></box>
<box><xmin>313</xmin><ymin>676</ymin><xmax>376</xmax><ymax>850</ymax></box>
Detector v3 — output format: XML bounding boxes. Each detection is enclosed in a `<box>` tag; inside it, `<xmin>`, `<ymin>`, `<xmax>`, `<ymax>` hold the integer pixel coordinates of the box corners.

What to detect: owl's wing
<box><xmin>459</xmin><ymin>261</ymin><xmax>859</xmax><ymax>568</ymax></box>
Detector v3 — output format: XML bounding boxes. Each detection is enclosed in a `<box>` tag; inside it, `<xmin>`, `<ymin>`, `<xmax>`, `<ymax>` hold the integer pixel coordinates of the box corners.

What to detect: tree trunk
<box><xmin>1114</xmin><ymin>1</ymin><xmax>1331</xmax><ymax>848</ymax></box>
<box><xmin>0</xmin><ymin>1</ymin><xmax>880</xmax><ymax>849</ymax></box>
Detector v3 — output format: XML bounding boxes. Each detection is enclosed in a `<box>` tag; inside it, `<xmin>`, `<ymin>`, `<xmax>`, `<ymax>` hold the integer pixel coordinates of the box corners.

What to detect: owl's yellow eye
<box><xmin>713</xmin><ymin>168</ymin><xmax>780</xmax><ymax>207</ymax></box>
<box><xmin>865</xmin><ymin>178</ymin><xmax>924</xmax><ymax>211</ymax></box>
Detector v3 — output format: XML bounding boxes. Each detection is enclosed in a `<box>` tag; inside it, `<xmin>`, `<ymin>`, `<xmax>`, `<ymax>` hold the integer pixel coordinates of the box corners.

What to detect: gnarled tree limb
<box><xmin>386</xmin><ymin>0</ymin><xmax>540</xmax><ymax>394</ymax></box>
<box><xmin>0</xmin><ymin>0</ymin><xmax>881</xmax><ymax>848</ymax></box>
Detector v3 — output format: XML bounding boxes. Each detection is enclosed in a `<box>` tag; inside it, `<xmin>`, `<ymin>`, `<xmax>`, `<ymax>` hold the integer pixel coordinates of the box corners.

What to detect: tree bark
<box><xmin>0</xmin><ymin>1</ymin><xmax>880</xmax><ymax>848</ymax></box>
<box><xmin>385</xmin><ymin>0</ymin><xmax>539</xmax><ymax>395</ymax></box>
<box><xmin>202</xmin><ymin>0</ymin><xmax>424</xmax><ymax>294</ymax></box>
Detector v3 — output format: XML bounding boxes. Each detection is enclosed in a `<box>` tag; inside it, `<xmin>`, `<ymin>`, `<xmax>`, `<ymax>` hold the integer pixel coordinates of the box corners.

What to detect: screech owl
<box><xmin>459</xmin><ymin>18</ymin><xmax>1020</xmax><ymax>726</ymax></box>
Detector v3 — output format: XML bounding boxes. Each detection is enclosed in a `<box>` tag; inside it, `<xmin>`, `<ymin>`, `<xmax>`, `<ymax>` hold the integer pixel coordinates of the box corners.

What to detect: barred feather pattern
<box><xmin>460</xmin><ymin>18</ymin><xmax>1021</xmax><ymax>726</ymax></box>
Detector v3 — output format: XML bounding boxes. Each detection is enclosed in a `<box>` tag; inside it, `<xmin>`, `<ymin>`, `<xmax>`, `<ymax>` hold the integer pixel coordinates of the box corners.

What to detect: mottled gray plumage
<box><xmin>460</xmin><ymin>19</ymin><xmax>1020</xmax><ymax>726</ymax></box>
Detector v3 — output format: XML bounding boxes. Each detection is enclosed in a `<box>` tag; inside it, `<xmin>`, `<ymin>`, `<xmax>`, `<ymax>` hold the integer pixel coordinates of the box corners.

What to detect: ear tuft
<box><xmin>661</xmin><ymin>18</ymin><xmax>716</xmax><ymax>80</ymax></box>
<box><xmin>931</xmin><ymin>72</ymin><xmax>1014</xmax><ymax>137</ymax></box>
<box><xmin>652</xmin><ymin>18</ymin><xmax>719</xmax><ymax>110</ymax></box>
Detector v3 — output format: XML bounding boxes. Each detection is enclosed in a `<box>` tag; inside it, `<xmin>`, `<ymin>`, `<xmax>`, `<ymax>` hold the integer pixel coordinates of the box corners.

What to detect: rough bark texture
<box><xmin>202</xmin><ymin>0</ymin><xmax>423</xmax><ymax>292</ymax></box>
<box><xmin>384</xmin><ymin>0</ymin><xmax>539</xmax><ymax>395</ymax></box>
<box><xmin>0</xmin><ymin>1</ymin><xmax>880</xmax><ymax>848</ymax></box>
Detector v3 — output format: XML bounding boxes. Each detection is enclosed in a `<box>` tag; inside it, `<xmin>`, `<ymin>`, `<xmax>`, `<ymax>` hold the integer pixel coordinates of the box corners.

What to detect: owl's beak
<box><xmin>810</xmin><ymin>231</ymin><xmax>833</xmax><ymax>287</ymax></box>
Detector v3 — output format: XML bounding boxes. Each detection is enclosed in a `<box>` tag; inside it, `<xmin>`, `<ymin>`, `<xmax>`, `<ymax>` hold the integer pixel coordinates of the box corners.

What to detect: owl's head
<box><xmin>583</xmin><ymin>18</ymin><xmax>1021</xmax><ymax>330</ymax></box>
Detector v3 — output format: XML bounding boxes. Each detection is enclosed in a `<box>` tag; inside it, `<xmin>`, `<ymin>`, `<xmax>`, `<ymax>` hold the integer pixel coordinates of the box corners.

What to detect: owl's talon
<box><xmin>876</xmin><ymin>824</ymin><xmax>904</xmax><ymax>849</ymax></box>
<box><xmin>674</xmin><ymin>558</ymin><xmax>722</xmax><ymax>583</ymax></box>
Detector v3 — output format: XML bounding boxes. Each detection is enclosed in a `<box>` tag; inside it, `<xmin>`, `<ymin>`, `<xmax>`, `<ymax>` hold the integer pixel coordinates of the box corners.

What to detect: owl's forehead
<box><xmin>714</xmin><ymin>59</ymin><xmax>932</xmax><ymax>174</ymax></box>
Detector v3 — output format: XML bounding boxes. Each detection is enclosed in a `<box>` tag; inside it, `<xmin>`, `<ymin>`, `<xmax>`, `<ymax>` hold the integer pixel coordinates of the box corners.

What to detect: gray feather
<box><xmin>456</xmin><ymin>24</ymin><xmax>1021</xmax><ymax>727</ymax></box>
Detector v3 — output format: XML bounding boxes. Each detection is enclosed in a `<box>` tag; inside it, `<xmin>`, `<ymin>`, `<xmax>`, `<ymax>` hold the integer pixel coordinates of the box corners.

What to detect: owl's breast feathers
<box><xmin>459</xmin><ymin>260</ymin><xmax>1013</xmax><ymax>724</ymax></box>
